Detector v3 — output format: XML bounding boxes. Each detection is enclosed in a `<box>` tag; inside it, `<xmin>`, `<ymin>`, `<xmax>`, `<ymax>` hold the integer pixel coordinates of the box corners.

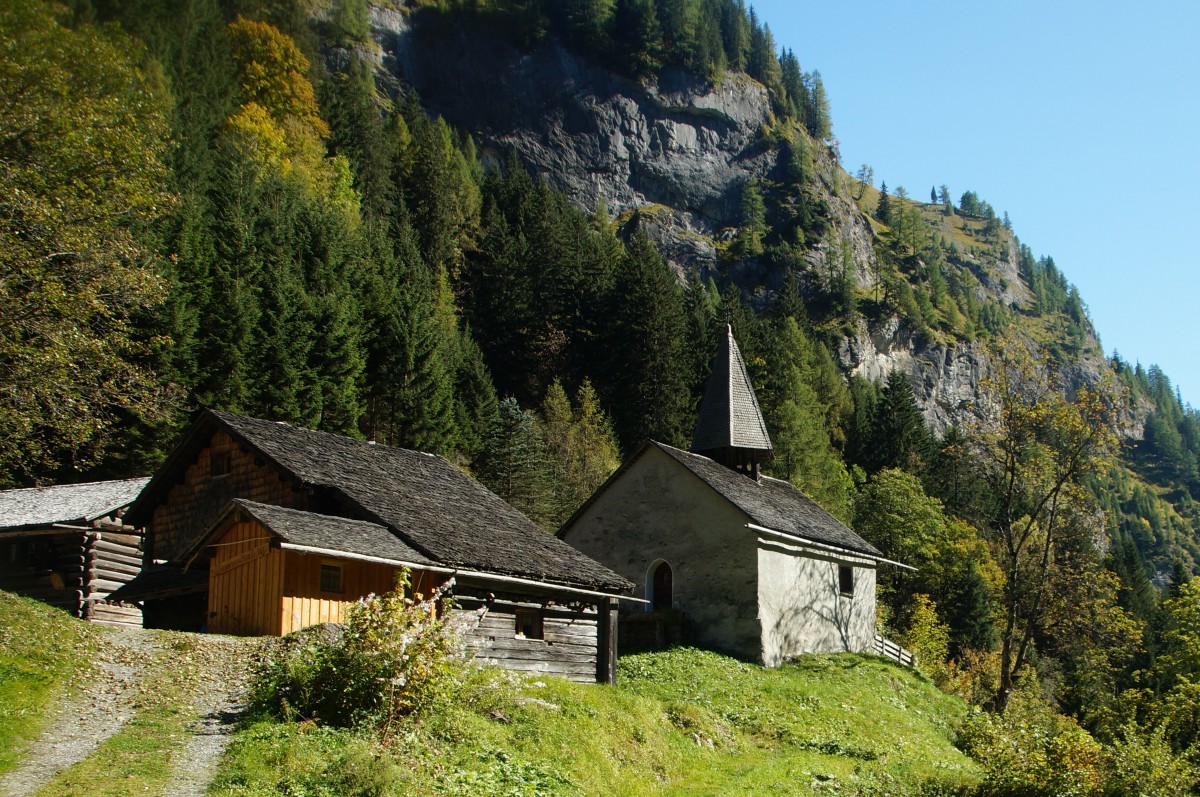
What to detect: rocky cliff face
<box><xmin>371</xmin><ymin>10</ymin><xmax>780</xmax><ymax>277</ymax></box>
<box><xmin>365</xmin><ymin>8</ymin><xmax>1127</xmax><ymax>435</ymax></box>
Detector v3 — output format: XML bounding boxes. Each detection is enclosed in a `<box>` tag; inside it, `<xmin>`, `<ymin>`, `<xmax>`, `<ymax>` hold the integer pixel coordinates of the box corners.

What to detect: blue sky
<box><xmin>750</xmin><ymin>0</ymin><xmax>1200</xmax><ymax>406</ymax></box>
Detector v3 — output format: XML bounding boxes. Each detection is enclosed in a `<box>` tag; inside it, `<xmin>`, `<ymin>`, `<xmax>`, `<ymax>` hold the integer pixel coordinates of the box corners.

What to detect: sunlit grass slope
<box><xmin>216</xmin><ymin>647</ymin><xmax>980</xmax><ymax>796</ymax></box>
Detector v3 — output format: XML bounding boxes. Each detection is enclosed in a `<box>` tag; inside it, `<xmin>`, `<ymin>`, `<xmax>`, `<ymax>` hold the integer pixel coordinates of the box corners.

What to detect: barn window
<box><xmin>649</xmin><ymin>560</ymin><xmax>673</xmax><ymax>610</ymax></box>
<box><xmin>838</xmin><ymin>565</ymin><xmax>854</xmax><ymax>597</ymax></box>
<box><xmin>210</xmin><ymin>451</ymin><xmax>231</xmax><ymax>477</ymax></box>
<box><xmin>319</xmin><ymin>563</ymin><xmax>343</xmax><ymax>593</ymax></box>
<box><xmin>515</xmin><ymin>609</ymin><xmax>544</xmax><ymax>640</ymax></box>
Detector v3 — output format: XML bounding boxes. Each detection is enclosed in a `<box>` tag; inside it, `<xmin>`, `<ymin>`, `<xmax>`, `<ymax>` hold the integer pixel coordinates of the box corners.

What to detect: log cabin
<box><xmin>118</xmin><ymin>409</ymin><xmax>634</xmax><ymax>683</ymax></box>
<box><xmin>0</xmin><ymin>478</ymin><xmax>148</xmax><ymax>628</ymax></box>
<box><xmin>560</xmin><ymin>326</ymin><xmax>910</xmax><ymax>665</ymax></box>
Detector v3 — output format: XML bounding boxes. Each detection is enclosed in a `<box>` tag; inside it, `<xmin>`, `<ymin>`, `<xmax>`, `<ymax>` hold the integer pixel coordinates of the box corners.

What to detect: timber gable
<box><xmin>149</xmin><ymin>430</ymin><xmax>305</xmax><ymax>562</ymax></box>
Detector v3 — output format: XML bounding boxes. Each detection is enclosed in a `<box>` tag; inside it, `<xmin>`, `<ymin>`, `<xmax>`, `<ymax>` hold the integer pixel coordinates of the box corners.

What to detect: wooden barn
<box><xmin>0</xmin><ymin>478</ymin><xmax>148</xmax><ymax>628</ymax></box>
<box><xmin>121</xmin><ymin>410</ymin><xmax>634</xmax><ymax>683</ymax></box>
<box><xmin>182</xmin><ymin>499</ymin><xmax>440</xmax><ymax>636</ymax></box>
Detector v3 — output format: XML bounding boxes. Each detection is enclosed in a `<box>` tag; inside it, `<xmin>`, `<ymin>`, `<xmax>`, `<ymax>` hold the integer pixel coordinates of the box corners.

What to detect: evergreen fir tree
<box><xmin>453</xmin><ymin>328</ymin><xmax>501</xmax><ymax>460</ymax></box>
<box><xmin>869</xmin><ymin>369</ymin><xmax>932</xmax><ymax>474</ymax></box>
<box><xmin>604</xmin><ymin>233</ymin><xmax>692</xmax><ymax>450</ymax></box>
<box><xmin>321</xmin><ymin>55</ymin><xmax>396</xmax><ymax>222</ymax></box>
<box><xmin>476</xmin><ymin>397</ymin><xmax>554</xmax><ymax>527</ymax></box>
<box><xmin>760</xmin><ymin>317</ymin><xmax>854</xmax><ymax>521</ymax></box>
<box><xmin>945</xmin><ymin>561</ymin><xmax>999</xmax><ymax>655</ymax></box>
<box><xmin>735</xmin><ymin>177</ymin><xmax>767</xmax><ymax>257</ymax></box>
<box><xmin>720</xmin><ymin>0</ymin><xmax>749</xmax><ymax>71</ymax></box>
<box><xmin>875</xmin><ymin>181</ymin><xmax>892</xmax><ymax>225</ymax></box>
<box><xmin>359</xmin><ymin>198</ymin><xmax>457</xmax><ymax>453</ymax></box>
<box><xmin>611</xmin><ymin>0</ymin><xmax>662</xmax><ymax>78</ymax></box>
<box><xmin>805</xmin><ymin>70</ymin><xmax>832</xmax><ymax>139</ymax></box>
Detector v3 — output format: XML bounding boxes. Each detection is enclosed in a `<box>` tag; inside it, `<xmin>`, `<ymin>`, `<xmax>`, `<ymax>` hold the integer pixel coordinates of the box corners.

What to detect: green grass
<box><xmin>0</xmin><ymin>592</ymin><xmax>99</xmax><ymax>775</ymax></box>
<box><xmin>216</xmin><ymin>648</ymin><xmax>981</xmax><ymax>796</ymax></box>
<box><xmin>0</xmin><ymin>591</ymin><xmax>236</xmax><ymax>794</ymax></box>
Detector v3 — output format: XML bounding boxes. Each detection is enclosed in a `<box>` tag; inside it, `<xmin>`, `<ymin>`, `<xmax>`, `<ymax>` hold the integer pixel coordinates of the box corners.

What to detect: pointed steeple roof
<box><xmin>691</xmin><ymin>325</ymin><xmax>773</xmax><ymax>465</ymax></box>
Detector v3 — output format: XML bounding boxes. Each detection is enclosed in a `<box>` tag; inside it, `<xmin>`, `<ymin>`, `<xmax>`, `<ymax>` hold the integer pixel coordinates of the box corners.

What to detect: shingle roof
<box><xmin>225</xmin><ymin>499</ymin><xmax>433</xmax><ymax>566</ymax></box>
<box><xmin>138</xmin><ymin>410</ymin><xmax>631</xmax><ymax>593</ymax></box>
<box><xmin>0</xmin><ymin>478</ymin><xmax>149</xmax><ymax>531</ymax></box>
<box><xmin>653</xmin><ymin>442</ymin><xmax>885</xmax><ymax>559</ymax></box>
<box><xmin>691</xmin><ymin>325</ymin><xmax>772</xmax><ymax>456</ymax></box>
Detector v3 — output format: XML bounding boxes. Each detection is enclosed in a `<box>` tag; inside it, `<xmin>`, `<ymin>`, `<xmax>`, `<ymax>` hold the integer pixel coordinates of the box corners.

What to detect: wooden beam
<box><xmin>600</xmin><ymin>597</ymin><xmax>618</xmax><ymax>685</ymax></box>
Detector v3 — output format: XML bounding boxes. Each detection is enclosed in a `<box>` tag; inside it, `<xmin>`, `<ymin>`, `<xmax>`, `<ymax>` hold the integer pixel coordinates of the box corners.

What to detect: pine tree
<box><xmin>611</xmin><ymin>0</ymin><xmax>662</xmax><ymax>78</ymax></box>
<box><xmin>805</xmin><ymin>70</ymin><xmax>832</xmax><ymax>139</ymax></box>
<box><xmin>331</xmin><ymin>0</ymin><xmax>369</xmax><ymax>43</ymax></box>
<box><xmin>247</xmin><ymin>188</ymin><xmax>311</xmax><ymax>425</ymax></box>
<box><xmin>779</xmin><ymin>48</ymin><xmax>806</xmax><ymax>123</ymax></box>
<box><xmin>605</xmin><ymin>233</ymin><xmax>692</xmax><ymax>449</ymax></box>
<box><xmin>321</xmin><ymin>55</ymin><xmax>396</xmax><ymax>222</ymax></box>
<box><xmin>476</xmin><ymin>397</ymin><xmax>554</xmax><ymax>527</ymax></box>
<box><xmin>734</xmin><ymin>177</ymin><xmax>767</xmax><ymax>257</ymax></box>
<box><xmin>554</xmin><ymin>0</ymin><xmax>612</xmax><ymax>52</ymax></box>
<box><xmin>656</xmin><ymin>0</ymin><xmax>696</xmax><ymax>66</ymax></box>
<box><xmin>875</xmin><ymin>181</ymin><xmax>892</xmax><ymax>225</ymax></box>
<box><xmin>453</xmin><ymin>328</ymin><xmax>500</xmax><ymax>460</ymax></box>
<box><xmin>360</xmin><ymin>220</ymin><xmax>457</xmax><ymax>455</ymax></box>
<box><xmin>945</xmin><ymin>561</ymin><xmax>999</xmax><ymax>654</ymax></box>
<box><xmin>398</xmin><ymin>99</ymin><xmax>481</xmax><ymax>277</ymax></box>
<box><xmin>720</xmin><ymin>0</ymin><xmax>749</xmax><ymax>71</ymax></box>
<box><xmin>869</xmin><ymin>369</ymin><xmax>932</xmax><ymax>475</ymax></box>
<box><xmin>761</xmin><ymin>318</ymin><xmax>854</xmax><ymax>521</ymax></box>
<box><xmin>538</xmin><ymin>378</ymin><xmax>621</xmax><ymax>526</ymax></box>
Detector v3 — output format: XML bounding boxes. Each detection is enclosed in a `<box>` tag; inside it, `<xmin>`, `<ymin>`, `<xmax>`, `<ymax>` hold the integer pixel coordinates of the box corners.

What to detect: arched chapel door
<box><xmin>651</xmin><ymin>561</ymin><xmax>673</xmax><ymax>610</ymax></box>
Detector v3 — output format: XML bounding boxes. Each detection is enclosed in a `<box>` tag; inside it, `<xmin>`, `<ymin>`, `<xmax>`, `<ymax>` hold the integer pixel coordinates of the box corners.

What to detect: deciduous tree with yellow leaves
<box><xmin>0</xmin><ymin>0</ymin><xmax>175</xmax><ymax>484</ymax></box>
<box><xmin>968</xmin><ymin>337</ymin><xmax>1120</xmax><ymax>713</ymax></box>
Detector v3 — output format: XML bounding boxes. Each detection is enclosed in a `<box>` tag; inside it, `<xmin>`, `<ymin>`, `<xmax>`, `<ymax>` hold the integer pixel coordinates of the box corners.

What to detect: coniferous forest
<box><xmin>4</xmin><ymin>0</ymin><xmax>1200</xmax><ymax>791</ymax></box>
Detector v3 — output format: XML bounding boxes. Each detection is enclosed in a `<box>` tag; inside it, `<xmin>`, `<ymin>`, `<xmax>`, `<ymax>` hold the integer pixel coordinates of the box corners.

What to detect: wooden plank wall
<box><xmin>87</xmin><ymin>531</ymin><xmax>144</xmax><ymax>628</ymax></box>
<box><xmin>208</xmin><ymin>520</ymin><xmax>285</xmax><ymax>636</ymax></box>
<box><xmin>152</xmin><ymin>430</ymin><xmax>302</xmax><ymax>562</ymax></box>
<box><xmin>0</xmin><ymin>533</ymin><xmax>87</xmax><ymax>615</ymax></box>
<box><xmin>455</xmin><ymin>593</ymin><xmax>601</xmax><ymax>683</ymax></box>
<box><xmin>279</xmin><ymin>551</ymin><xmax>400</xmax><ymax>635</ymax></box>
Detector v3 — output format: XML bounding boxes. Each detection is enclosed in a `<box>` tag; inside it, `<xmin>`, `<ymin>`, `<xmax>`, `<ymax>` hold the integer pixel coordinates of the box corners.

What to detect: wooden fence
<box><xmin>873</xmin><ymin>634</ymin><xmax>915</xmax><ymax>667</ymax></box>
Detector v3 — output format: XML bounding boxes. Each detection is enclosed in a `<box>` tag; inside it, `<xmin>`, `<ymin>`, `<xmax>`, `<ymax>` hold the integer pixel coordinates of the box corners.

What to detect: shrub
<box><xmin>250</xmin><ymin>570</ymin><xmax>468</xmax><ymax>730</ymax></box>
<box><xmin>958</xmin><ymin>690</ymin><xmax>1105</xmax><ymax>797</ymax></box>
<box><xmin>1102</xmin><ymin>725</ymin><xmax>1199</xmax><ymax>797</ymax></box>
<box><xmin>902</xmin><ymin>594</ymin><xmax>952</xmax><ymax>687</ymax></box>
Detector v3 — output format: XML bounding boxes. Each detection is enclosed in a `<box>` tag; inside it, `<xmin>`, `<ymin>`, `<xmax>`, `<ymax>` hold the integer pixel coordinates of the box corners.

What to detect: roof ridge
<box><xmin>230</xmin><ymin>498</ymin><xmax>388</xmax><ymax>529</ymax></box>
<box><xmin>2</xmin><ymin>476</ymin><xmax>149</xmax><ymax>494</ymax></box>
<box><xmin>652</xmin><ymin>442</ymin><xmax>885</xmax><ymax>560</ymax></box>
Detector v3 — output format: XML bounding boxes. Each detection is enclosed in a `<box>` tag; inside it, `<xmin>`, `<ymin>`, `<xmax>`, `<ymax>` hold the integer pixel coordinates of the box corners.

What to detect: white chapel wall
<box><xmin>756</xmin><ymin>539</ymin><xmax>877</xmax><ymax>666</ymax></box>
<box><xmin>561</xmin><ymin>446</ymin><xmax>761</xmax><ymax>658</ymax></box>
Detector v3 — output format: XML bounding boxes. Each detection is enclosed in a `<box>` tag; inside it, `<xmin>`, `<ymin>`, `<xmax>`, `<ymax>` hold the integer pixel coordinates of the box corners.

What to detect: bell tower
<box><xmin>690</xmin><ymin>325</ymin><xmax>773</xmax><ymax>478</ymax></box>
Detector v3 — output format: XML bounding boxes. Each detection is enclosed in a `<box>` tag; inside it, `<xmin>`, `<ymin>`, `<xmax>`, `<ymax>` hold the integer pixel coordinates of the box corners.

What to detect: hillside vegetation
<box><xmin>216</xmin><ymin>648</ymin><xmax>979</xmax><ymax>796</ymax></box>
<box><xmin>0</xmin><ymin>592</ymin><xmax>98</xmax><ymax>775</ymax></box>
<box><xmin>4</xmin><ymin>0</ymin><xmax>1200</xmax><ymax>788</ymax></box>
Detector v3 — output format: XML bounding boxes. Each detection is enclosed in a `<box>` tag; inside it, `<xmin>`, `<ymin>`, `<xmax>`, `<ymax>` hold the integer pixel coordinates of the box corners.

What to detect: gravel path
<box><xmin>1</xmin><ymin>627</ymin><xmax>260</xmax><ymax>797</ymax></box>
<box><xmin>1</xmin><ymin>626</ymin><xmax>162</xmax><ymax>797</ymax></box>
<box><xmin>162</xmin><ymin>635</ymin><xmax>260</xmax><ymax>797</ymax></box>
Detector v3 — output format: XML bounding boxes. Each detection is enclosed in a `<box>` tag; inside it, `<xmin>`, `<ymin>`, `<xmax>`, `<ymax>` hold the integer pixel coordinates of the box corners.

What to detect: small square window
<box><xmin>210</xmin><ymin>451</ymin><xmax>231</xmax><ymax>477</ymax></box>
<box><xmin>319</xmin><ymin>563</ymin><xmax>343</xmax><ymax>593</ymax></box>
<box><xmin>515</xmin><ymin>609</ymin><xmax>544</xmax><ymax>640</ymax></box>
<box><xmin>838</xmin><ymin>565</ymin><xmax>854</xmax><ymax>597</ymax></box>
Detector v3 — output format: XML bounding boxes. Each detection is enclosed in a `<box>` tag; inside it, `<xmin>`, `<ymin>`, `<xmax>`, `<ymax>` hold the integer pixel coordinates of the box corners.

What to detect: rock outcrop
<box><xmin>364</xmin><ymin>8</ymin><xmax>1131</xmax><ymax>434</ymax></box>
